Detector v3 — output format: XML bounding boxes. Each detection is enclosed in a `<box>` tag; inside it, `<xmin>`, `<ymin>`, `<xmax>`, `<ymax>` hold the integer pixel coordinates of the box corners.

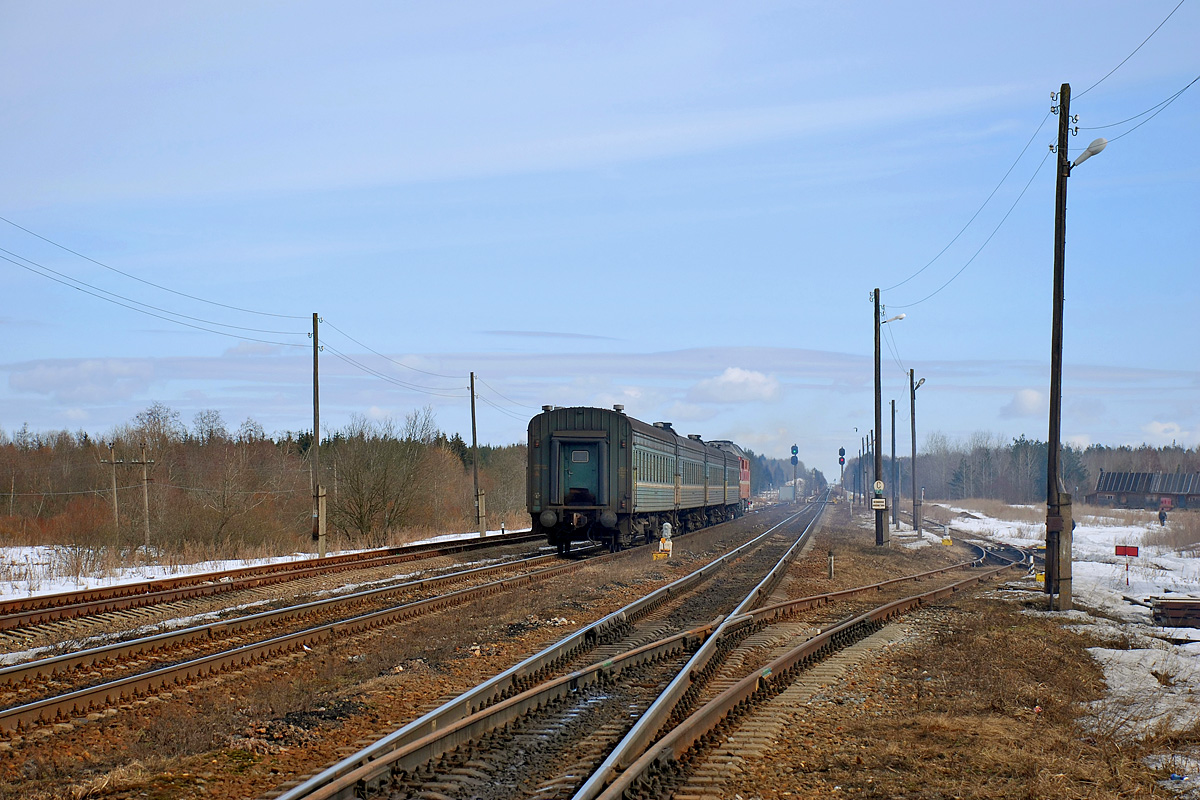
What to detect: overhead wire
<box><xmin>476</xmin><ymin>376</ymin><xmax>539</xmax><ymax>410</ymax></box>
<box><xmin>882</xmin><ymin>110</ymin><xmax>1053</xmax><ymax>293</ymax></box>
<box><xmin>885</xmin><ymin>1</ymin><xmax>1191</xmax><ymax>304</ymax></box>
<box><xmin>892</xmin><ymin>147</ymin><xmax>1053</xmax><ymax>309</ymax></box>
<box><xmin>1074</xmin><ymin>0</ymin><xmax>1189</xmax><ymax>99</ymax></box>
<box><xmin>1103</xmin><ymin>73</ymin><xmax>1200</xmax><ymax>142</ymax></box>
<box><xmin>477</xmin><ymin>394</ymin><xmax>528</xmax><ymax>423</ymax></box>
<box><xmin>2</xmin><ymin>251</ymin><xmax>308</xmax><ymax>347</ymax></box>
<box><xmin>0</xmin><ymin>213</ymin><xmax>306</xmax><ymax>319</ymax></box>
<box><xmin>3</xmin><ymin>246</ymin><xmax>304</xmax><ymax>335</ymax></box>
<box><xmin>321</xmin><ymin>319</ymin><xmax>463</xmax><ymax>379</ymax></box>
<box><xmin>322</xmin><ymin>343</ymin><xmax>468</xmax><ymax>398</ymax></box>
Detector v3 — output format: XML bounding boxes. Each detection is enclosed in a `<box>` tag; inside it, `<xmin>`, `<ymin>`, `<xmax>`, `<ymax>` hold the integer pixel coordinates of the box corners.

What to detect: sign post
<box><xmin>1115</xmin><ymin>545</ymin><xmax>1139</xmax><ymax>587</ymax></box>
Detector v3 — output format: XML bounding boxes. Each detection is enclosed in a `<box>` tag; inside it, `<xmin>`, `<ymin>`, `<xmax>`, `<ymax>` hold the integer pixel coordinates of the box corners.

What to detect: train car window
<box><xmin>571</xmin><ymin>450</ymin><xmax>590</xmax><ymax>463</ymax></box>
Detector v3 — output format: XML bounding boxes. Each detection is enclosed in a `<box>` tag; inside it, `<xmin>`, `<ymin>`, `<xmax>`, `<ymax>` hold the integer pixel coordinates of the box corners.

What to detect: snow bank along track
<box><xmin>0</xmin><ymin>531</ymin><xmax>543</xmax><ymax>632</ymax></box>
<box><xmin>268</xmin><ymin>508</ymin><xmax>1025</xmax><ymax>800</ymax></box>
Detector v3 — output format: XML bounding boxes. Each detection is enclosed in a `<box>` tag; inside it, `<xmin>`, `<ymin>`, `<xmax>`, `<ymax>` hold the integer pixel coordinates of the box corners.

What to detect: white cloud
<box><xmin>9</xmin><ymin>359</ymin><xmax>153</xmax><ymax>403</ymax></box>
<box><xmin>1140</xmin><ymin>421</ymin><xmax>1194</xmax><ymax>447</ymax></box>
<box><xmin>223</xmin><ymin>342</ymin><xmax>285</xmax><ymax>356</ymax></box>
<box><xmin>1065</xmin><ymin>434</ymin><xmax>1091</xmax><ymax>448</ymax></box>
<box><xmin>999</xmin><ymin>388</ymin><xmax>1044</xmax><ymax>418</ymax></box>
<box><xmin>688</xmin><ymin>368</ymin><xmax>780</xmax><ymax>404</ymax></box>
<box><xmin>662</xmin><ymin>402</ymin><xmax>717</xmax><ymax>423</ymax></box>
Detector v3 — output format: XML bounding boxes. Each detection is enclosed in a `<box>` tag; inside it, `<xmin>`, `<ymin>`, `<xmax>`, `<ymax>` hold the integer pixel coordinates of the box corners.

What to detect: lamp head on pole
<box><xmin>1072</xmin><ymin>137</ymin><xmax>1107</xmax><ymax>168</ymax></box>
<box><xmin>882</xmin><ymin>313</ymin><xmax>906</xmax><ymax>324</ymax></box>
<box><xmin>915</xmin><ymin>377</ymin><xmax>925</xmax><ymax>390</ymax></box>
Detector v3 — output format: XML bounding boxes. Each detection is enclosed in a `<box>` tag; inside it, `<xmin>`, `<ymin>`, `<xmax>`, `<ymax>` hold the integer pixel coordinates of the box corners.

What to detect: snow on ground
<box><xmin>939</xmin><ymin>504</ymin><xmax>1200</xmax><ymax>783</ymax></box>
<box><xmin>0</xmin><ymin>526</ymin><xmax>531</xmax><ymax>602</ymax></box>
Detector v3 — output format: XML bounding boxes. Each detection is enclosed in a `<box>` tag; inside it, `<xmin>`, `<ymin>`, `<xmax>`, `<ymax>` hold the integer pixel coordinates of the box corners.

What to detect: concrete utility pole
<box><xmin>312</xmin><ymin>312</ymin><xmax>325</xmax><ymax>557</ymax></box>
<box><xmin>872</xmin><ymin>289</ymin><xmax>887</xmax><ymax>547</ymax></box>
<box><xmin>891</xmin><ymin>399</ymin><xmax>898</xmax><ymax>529</ymax></box>
<box><xmin>910</xmin><ymin>370</ymin><xmax>924</xmax><ymax>536</ymax></box>
<box><xmin>470</xmin><ymin>372</ymin><xmax>485</xmax><ymax>537</ymax></box>
<box><xmin>1046</xmin><ymin>83</ymin><xmax>1074</xmax><ymax>611</ymax></box>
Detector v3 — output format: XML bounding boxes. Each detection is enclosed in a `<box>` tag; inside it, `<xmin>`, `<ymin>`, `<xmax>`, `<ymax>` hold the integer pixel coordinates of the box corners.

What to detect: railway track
<box><xmin>0</xmin><ymin>530</ymin><xmax>543</xmax><ymax>633</ymax></box>
<box><xmin>264</xmin><ymin>502</ymin><xmax>826</xmax><ymax>799</ymax></box>
<box><xmin>267</xmin><ymin>508</ymin><xmax>1026</xmax><ymax>800</ymax></box>
<box><xmin>1</xmin><ymin>508</ymin><xmax>782</xmax><ymax>737</ymax></box>
<box><xmin>0</xmin><ymin>547</ymin><xmax>587</xmax><ymax>733</ymax></box>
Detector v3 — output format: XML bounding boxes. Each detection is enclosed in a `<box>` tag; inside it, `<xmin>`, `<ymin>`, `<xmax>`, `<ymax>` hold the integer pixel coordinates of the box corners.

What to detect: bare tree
<box><xmin>328</xmin><ymin>408</ymin><xmax>439</xmax><ymax>546</ymax></box>
<box><xmin>192</xmin><ymin>409</ymin><xmax>229</xmax><ymax>445</ymax></box>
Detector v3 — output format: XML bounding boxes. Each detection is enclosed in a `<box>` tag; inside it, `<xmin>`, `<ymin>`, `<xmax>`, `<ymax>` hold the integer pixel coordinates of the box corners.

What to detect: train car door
<box><xmin>563</xmin><ymin>442</ymin><xmax>600</xmax><ymax>505</ymax></box>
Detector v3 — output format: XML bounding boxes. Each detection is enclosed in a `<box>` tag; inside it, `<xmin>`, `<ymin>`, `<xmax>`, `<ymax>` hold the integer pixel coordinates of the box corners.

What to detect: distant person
<box><xmin>1159</xmin><ymin>509</ymin><xmax>1168</xmax><ymax>526</ymax></box>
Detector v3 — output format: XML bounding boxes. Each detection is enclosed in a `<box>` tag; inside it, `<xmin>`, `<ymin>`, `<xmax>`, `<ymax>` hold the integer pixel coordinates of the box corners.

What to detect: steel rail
<box><xmin>0</xmin><ymin>555</ymin><xmax>597</xmax><ymax>733</ymax></box>
<box><xmin>573</xmin><ymin>498</ymin><xmax>827</xmax><ymax>800</ymax></box>
<box><xmin>0</xmin><ymin>532</ymin><xmax>543</xmax><ymax>630</ymax></box>
<box><xmin>0</xmin><ymin>551</ymin><xmax>562</xmax><ymax>689</ymax></box>
<box><xmin>593</xmin><ymin>559</ymin><xmax>1025</xmax><ymax>800</ymax></box>
<box><xmin>268</xmin><ymin>504</ymin><xmax>817</xmax><ymax>800</ymax></box>
<box><xmin>299</xmin><ymin>625</ymin><xmax>719</xmax><ymax>800</ymax></box>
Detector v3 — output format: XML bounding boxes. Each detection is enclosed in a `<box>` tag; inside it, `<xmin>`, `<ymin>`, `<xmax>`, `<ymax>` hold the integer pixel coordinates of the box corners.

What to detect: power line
<box><xmin>2</xmin><ymin>251</ymin><xmax>308</xmax><ymax>348</ymax></box>
<box><xmin>893</xmin><ymin>148</ymin><xmax>1053</xmax><ymax>309</ymax></box>
<box><xmin>1104</xmin><ymin>73</ymin><xmax>1200</xmax><ymax>142</ymax></box>
<box><xmin>322</xmin><ymin>343</ymin><xmax>468</xmax><ymax>398</ymax></box>
<box><xmin>477</xmin><ymin>376</ymin><xmax>539</xmax><ymax>410</ymax></box>
<box><xmin>322</xmin><ymin>319</ymin><xmax>462</xmax><ymax>379</ymax></box>
<box><xmin>3</xmin><ymin>246</ymin><xmax>303</xmax><ymax>335</ymax></box>
<box><xmin>0</xmin><ymin>214</ymin><xmax>307</xmax><ymax>319</ymax></box>
<box><xmin>1075</xmin><ymin>0</ymin><xmax>1189</xmax><ymax>99</ymax></box>
<box><xmin>883</xmin><ymin>111</ymin><xmax>1053</xmax><ymax>293</ymax></box>
<box><xmin>477</xmin><ymin>394</ymin><xmax>529</xmax><ymax>423</ymax></box>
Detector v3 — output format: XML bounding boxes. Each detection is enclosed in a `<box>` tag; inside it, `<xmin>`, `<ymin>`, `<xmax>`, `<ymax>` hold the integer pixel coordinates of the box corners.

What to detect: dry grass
<box><xmin>738</xmin><ymin>596</ymin><xmax>1182</xmax><ymax>799</ymax></box>
<box><xmin>1144</xmin><ymin>510</ymin><xmax>1200</xmax><ymax>555</ymax></box>
<box><xmin>946</xmin><ymin>498</ymin><xmax>1045</xmax><ymax>524</ymax></box>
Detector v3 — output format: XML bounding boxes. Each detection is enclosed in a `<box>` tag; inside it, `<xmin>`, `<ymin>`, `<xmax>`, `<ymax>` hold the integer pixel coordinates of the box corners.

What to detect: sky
<box><xmin>1</xmin><ymin>1</ymin><xmax>1197</xmax><ymax>476</ymax></box>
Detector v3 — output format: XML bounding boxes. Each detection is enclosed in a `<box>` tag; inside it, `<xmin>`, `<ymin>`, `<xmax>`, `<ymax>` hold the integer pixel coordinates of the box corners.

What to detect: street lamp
<box><xmin>1046</xmin><ymin>82</ymin><xmax>1106</xmax><ymax>612</ymax></box>
<box><xmin>910</xmin><ymin>371</ymin><xmax>925</xmax><ymax>535</ymax></box>
<box><xmin>873</xmin><ymin>287</ymin><xmax>904</xmax><ymax>547</ymax></box>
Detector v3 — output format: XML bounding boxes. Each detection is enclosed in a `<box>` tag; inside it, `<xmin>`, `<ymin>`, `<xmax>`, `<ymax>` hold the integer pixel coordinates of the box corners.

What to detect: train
<box><xmin>527</xmin><ymin>404</ymin><xmax>750</xmax><ymax>554</ymax></box>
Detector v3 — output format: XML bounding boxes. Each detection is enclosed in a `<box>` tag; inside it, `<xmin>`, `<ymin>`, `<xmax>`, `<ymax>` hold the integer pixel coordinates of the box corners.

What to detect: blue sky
<box><xmin>2</xmin><ymin>1</ymin><xmax>1197</xmax><ymax>474</ymax></box>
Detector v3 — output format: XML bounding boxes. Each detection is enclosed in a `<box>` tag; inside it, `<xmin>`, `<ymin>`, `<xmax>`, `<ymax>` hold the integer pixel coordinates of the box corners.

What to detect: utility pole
<box><xmin>910</xmin><ymin>370</ymin><xmax>923</xmax><ymax>536</ymax></box>
<box><xmin>1047</xmin><ymin>83</ymin><xmax>1074</xmax><ymax>611</ymax></box>
<box><xmin>117</xmin><ymin>444</ymin><xmax>154</xmax><ymax>551</ymax></box>
<box><xmin>139</xmin><ymin>444</ymin><xmax>151</xmax><ymax>549</ymax></box>
<box><xmin>100</xmin><ymin>443</ymin><xmax>121</xmax><ymax>528</ymax></box>
<box><xmin>312</xmin><ymin>312</ymin><xmax>325</xmax><ymax>557</ymax></box>
<box><xmin>470</xmin><ymin>372</ymin><xmax>485</xmax><ymax>537</ymax></box>
<box><xmin>891</xmin><ymin>399</ymin><xmax>898</xmax><ymax>529</ymax></box>
<box><xmin>873</xmin><ymin>288</ymin><xmax>886</xmax><ymax>546</ymax></box>
<box><xmin>858</xmin><ymin>438</ymin><xmax>863</xmax><ymax>504</ymax></box>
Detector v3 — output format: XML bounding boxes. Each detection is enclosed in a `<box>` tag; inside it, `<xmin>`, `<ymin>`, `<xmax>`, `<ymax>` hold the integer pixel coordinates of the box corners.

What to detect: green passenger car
<box><xmin>527</xmin><ymin>405</ymin><xmax>750</xmax><ymax>554</ymax></box>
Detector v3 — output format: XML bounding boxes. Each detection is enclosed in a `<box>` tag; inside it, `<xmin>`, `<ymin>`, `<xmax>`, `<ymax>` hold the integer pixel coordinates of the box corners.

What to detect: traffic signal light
<box><xmin>839</xmin><ymin>447</ymin><xmax>846</xmax><ymax>457</ymax></box>
<box><xmin>791</xmin><ymin>444</ymin><xmax>798</xmax><ymax>455</ymax></box>
<box><xmin>839</xmin><ymin>456</ymin><xmax>845</xmax><ymax>466</ymax></box>
<box><xmin>790</xmin><ymin>455</ymin><xmax>798</xmax><ymax>465</ymax></box>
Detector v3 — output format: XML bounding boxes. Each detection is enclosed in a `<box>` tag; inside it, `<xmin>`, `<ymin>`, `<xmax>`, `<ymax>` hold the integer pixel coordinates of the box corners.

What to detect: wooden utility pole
<box><xmin>470</xmin><ymin>372</ymin><xmax>485</xmax><ymax>537</ymax></box>
<box><xmin>312</xmin><ymin>312</ymin><xmax>325</xmax><ymax>557</ymax></box>
<box><xmin>114</xmin><ymin>444</ymin><xmax>154</xmax><ymax>550</ymax></box>
<box><xmin>139</xmin><ymin>444</ymin><xmax>151</xmax><ymax>548</ymax></box>
<box><xmin>100</xmin><ymin>443</ymin><xmax>121</xmax><ymax>527</ymax></box>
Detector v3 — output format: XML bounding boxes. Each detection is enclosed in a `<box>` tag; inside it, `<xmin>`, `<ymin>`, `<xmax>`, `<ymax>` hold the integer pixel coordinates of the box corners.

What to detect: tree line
<box><xmin>842</xmin><ymin>432</ymin><xmax>1200</xmax><ymax>504</ymax></box>
<box><xmin>0</xmin><ymin>403</ymin><xmax>527</xmax><ymax>558</ymax></box>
